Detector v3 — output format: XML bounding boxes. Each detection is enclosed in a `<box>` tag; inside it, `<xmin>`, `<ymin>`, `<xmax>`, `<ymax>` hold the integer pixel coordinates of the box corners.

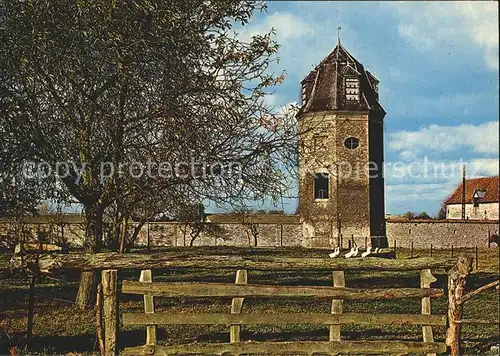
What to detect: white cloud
<box><xmin>387</xmin><ymin>91</ymin><xmax>498</xmax><ymax>123</ymax></box>
<box><xmin>388</xmin><ymin>121</ymin><xmax>499</xmax><ymax>159</ymax></box>
<box><xmin>388</xmin><ymin>2</ymin><xmax>499</xmax><ymax>70</ymax></box>
<box><xmin>385</xmin><ymin>158</ymin><xmax>499</xmax><ymax>183</ymax></box>
<box><xmin>387</xmin><ymin>182</ymin><xmax>455</xmax><ymax>201</ymax></box>
<box><xmin>239</xmin><ymin>12</ymin><xmax>314</xmax><ymax>43</ymax></box>
<box><xmin>398</xmin><ymin>25</ymin><xmax>434</xmax><ymax>51</ymax></box>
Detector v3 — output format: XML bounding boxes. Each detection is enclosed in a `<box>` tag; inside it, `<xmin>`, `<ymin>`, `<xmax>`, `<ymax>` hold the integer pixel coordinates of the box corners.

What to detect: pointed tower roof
<box><xmin>298</xmin><ymin>42</ymin><xmax>385</xmax><ymax>116</ymax></box>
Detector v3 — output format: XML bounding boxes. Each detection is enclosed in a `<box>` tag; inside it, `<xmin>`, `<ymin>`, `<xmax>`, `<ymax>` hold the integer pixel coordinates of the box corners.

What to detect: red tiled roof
<box><xmin>445</xmin><ymin>176</ymin><xmax>499</xmax><ymax>204</ymax></box>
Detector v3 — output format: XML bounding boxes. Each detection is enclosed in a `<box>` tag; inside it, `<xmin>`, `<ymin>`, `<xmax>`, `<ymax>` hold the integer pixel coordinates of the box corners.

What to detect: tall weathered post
<box><xmin>461</xmin><ymin>165</ymin><xmax>466</xmax><ymax>220</ymax></box>
<box><xmin>446</xmin><ymin>256</ymin><xmax>472</xmax><ymax>356</ymax></box>
<box><xmin>102</xmin><ymin>269</ymin><xmax>118</xmax><ymax>356</ymax></box>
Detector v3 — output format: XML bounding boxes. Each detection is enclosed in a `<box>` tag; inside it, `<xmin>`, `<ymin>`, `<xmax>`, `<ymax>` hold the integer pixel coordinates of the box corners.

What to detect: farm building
<box><xmin>445</xmin><ymin>176</ymin><xmax>499</xmax><ymax>220</ymax></box>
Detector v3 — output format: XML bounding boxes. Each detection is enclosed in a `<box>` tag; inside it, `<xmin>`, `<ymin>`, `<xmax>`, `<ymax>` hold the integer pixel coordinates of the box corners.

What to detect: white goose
<box><xmin>351</xmin><ymin>246</ymin><xmax>359</xmax><ymax>258</ymax></box>
<box><xmin>373</xmin><ymin>247</ymin><xmax>380</xmax><ymax>254</ymax></box>
<box><xmin>345</xmin><ymin>246</ymin><xmax>359</xmax><ymax>258</ymax></box>
<box><xmin>344</xmin><ymin>247</ymin><xmax>355</xmax><ymax>258</ymax></box>
<box><xmin>361</xmin><ymin>246</ymin><xmax>372</xmax><ymax>258</ymax></box>
<box><xmin>329</xmin><ymin>247</ymin><xmax>340</xmax><ymax>258</ymax></box>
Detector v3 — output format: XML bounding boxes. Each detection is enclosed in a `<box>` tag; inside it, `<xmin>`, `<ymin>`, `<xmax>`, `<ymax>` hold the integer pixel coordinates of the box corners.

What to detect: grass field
<box><xmin>0</xmin><ymin>247</ymin><xmax>498</xmax><ymax>355</ymax></box>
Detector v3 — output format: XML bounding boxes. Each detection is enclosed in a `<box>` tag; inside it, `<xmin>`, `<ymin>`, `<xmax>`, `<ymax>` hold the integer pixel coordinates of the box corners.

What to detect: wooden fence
<box><xmin>31</xmin><ymin>252</ymin><xmax>469</xmax><ymax>356</ymax></box>
<box><xmin>11</xmin><ymin>251</ymin><xmax>478</xmax><ymax>355</ymax></box>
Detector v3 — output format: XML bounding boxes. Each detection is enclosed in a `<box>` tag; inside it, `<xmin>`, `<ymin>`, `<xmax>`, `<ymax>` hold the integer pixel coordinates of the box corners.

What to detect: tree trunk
<box><xmin>75</xmin><ymin>203</ymin><xmax>104</xmax><ymax>309</ymax></box>
<box><xmin>127</xmin><ymin>222</ymin><xmax>145</xmax><ymax>252</ymax></box>
<box><xmin>189</xmin><ymin>224</ymin><xmax>202</xmax><ymax>247</ymax></box>
<box><xmin>83</xmin><ymin>204</ymin><xmax>104</xmax><ymax>252</ymax></box>
<box><xmin>118</xmin><ymin>218</ymin><xmax>128</xmax><ymax>254</ymax></box>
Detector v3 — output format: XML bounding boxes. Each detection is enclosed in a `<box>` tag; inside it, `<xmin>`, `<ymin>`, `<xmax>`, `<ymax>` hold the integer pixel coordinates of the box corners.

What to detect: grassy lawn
<box><xmin>0</xmin><ymin>247</ymin><xmax>498</xmax><ymax>355</ymax></box>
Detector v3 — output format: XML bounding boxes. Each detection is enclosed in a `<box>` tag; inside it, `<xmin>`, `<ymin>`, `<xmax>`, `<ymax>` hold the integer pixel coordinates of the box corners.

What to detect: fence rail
<box><xmin>121</xmin><ymin>281</ymin><xmax>445</xmax><ymax>299</ymax></box>
<box><xmin>122</xmin><ymin>312</ymin><xmax>447</xmax><ymax>326</ymax></box>
<box><xmin>121</xmin><ymin>340</ymin><xmax>448</xmax><ymax>355</ymax></box>
<box><xmin>11</xmin><ymin>251</ymin><xmax>456</xmax><ymax>272</ymax></box>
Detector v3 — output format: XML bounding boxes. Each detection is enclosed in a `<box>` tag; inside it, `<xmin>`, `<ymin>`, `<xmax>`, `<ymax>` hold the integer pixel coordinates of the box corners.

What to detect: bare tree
<box><xmin>233</xmin><ymin>208</ymin><xmax>260</xmax><ymax>246</ymax></box>
<box><xmin>1</xmin><ymin>0</ymin><xmax>304</xmax><ymax>308</ymax></box>
<box><xmin>437</xmin><ymin>203</ymin><xmax>447</xmax><ymax>220</ymax></box>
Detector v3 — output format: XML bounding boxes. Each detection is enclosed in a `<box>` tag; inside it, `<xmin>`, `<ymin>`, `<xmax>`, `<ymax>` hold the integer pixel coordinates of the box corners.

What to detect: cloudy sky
<box><xmin>230</xmin><ymin>0</ymin><xmax>499</xmax><ymax>216</ymax></box>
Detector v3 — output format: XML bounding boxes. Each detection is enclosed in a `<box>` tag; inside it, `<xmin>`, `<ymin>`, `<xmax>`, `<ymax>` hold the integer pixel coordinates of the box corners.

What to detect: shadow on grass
<box><xmin>0</xmin><ymin>329</ymin><xmax>164</xmax><ymax>355</ymax></box>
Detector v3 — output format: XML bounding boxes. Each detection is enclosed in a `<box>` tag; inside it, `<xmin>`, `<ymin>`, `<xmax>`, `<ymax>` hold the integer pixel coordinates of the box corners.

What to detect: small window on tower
<box><xmin>344</xmin><ymin>137</ymin><xmax>360</xmax><ymax>149</ymax></box>
<box><xmin>313</xmin><ymin>135</ymin><xmax>327</xmax><ymax>152</ymax></box>
<box><xmin>314</xmin><ymin>173</ymin><xmax>329</xmax><ymax>200</ymax></box>
<box><xmin>345</xmin><ymin>77</ymin><xmax>359</xmax><ymax>102</ymax></box>
<box><xmin>301</xmin><ymin>86</ymin><xmax>307</xmax><ymax>104</ymax></box>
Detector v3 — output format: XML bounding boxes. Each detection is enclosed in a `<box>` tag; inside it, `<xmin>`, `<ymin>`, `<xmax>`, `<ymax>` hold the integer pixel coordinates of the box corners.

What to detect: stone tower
<box><xmin>297</xmin><ymin>41</ymin><xmax>387</xmax><ymax>248</ymax></box>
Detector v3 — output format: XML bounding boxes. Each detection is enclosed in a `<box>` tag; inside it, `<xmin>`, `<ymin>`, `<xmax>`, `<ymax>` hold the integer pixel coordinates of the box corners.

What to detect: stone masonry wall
<box><xmin>0</xmin><ymin>220</ymin><xmax>303</xmax><ymax>249</ymax></box>
<box><xmin>1</xmin><ymin>218</ymin><xmax>498</xmax><ymax>249</ymax></box>
<box><xmin>385</xmin><ymin>219</ymin><xmax>499</xmax><ymax>248</ymax></box>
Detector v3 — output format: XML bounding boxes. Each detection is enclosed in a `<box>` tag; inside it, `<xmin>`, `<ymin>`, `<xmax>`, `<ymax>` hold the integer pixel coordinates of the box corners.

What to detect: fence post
<box><xmin>102</xmin><ymin>269</ymin><xmax>118</xmax><ymax>356</ymax></box>
<box><xmin>411</xmin><ymin>242</ymin><xmax>414</xmax><ymax>258</ymax></box>
<box><xmin>330</xmin><ymin>271</ymin><xmax>345</xmax><ymax>341</ymax></box>
<box><xmin>430</xmin><ymin>244</ymin><xmax>433</xmax><ymax>257</ymax></box>
<box><xmin>420</xmin><ymin>269</ymin><xmax>437</xmax><ymax>356</ymax></box>
<box><xmin>140</xmin><ymin>269</ymin><xmax>156</xmax><ymax>345</ymax></box>
<box><xmin>446</xmin><ymin>256</ymin><xmax>472</xmax><ymax>356</ymax></box>
<box><xmin>230</xmin><ymin>269</ymin><xmax>247</xmax><ymax>342</ymax></box>
<box><xmin>96</xmin><ymin>283</ymin><xmax>105</xmax><ymax>355</ymax></box>
<box><xmin>451</xmin><ymin>245</ymin><xmax>454</xmax><ymax>258</ymax></box>
<box><xmin>26</xmin><ymin>272</ymin><xmax>36</xmax><ymax>351</ymax></box>
<box><xmin>475</xmin><ymin>246</ymin><xmax>478</xmax><ymax>270</ymax></box>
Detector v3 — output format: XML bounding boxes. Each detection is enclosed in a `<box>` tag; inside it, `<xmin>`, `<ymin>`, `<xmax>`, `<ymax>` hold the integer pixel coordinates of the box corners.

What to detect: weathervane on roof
<box><xmin>337</xmin><ymin>26</ymin><xmax>342</xmax><ymax>44</ymax></box>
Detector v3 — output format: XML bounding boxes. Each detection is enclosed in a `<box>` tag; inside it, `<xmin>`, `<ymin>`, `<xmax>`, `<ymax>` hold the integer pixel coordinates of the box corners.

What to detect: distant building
<box><xmin>445</xmin><ymin>176</ymin><xmax>499</xmax><ymax>220</ymax></box>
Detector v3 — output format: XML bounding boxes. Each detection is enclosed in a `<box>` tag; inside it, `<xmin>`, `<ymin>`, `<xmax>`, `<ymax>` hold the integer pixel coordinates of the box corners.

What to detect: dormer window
<box><xmin>473</xmin><ymin>190</ymin><xmax>485</xmax><ymax>207</ymax></box>
<box><xmin>345</xmin><ymin>77</ymin><xmax>359</xmax><ymax>102</ymax></box>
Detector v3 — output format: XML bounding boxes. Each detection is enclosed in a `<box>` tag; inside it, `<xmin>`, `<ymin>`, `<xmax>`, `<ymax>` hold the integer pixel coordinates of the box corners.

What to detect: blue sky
<box><xmin>222</xmin><ymin>0</ymin><xmax>499</xmax><ymax>216</ymax></box>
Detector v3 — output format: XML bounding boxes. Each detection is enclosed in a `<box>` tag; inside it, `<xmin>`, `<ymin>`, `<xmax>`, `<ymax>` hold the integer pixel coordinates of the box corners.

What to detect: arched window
<box><xmin>344</xmin><ymin>137</ymin><xmax>360</xmax><ymax>149</ymax></box>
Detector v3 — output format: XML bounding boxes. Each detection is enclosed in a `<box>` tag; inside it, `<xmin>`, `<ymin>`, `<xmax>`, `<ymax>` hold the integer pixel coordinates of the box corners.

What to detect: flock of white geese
<box><xmin>328</xmin><ymin>246</ymin><xmax>382</xmax><ymax>259</ymax></box>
